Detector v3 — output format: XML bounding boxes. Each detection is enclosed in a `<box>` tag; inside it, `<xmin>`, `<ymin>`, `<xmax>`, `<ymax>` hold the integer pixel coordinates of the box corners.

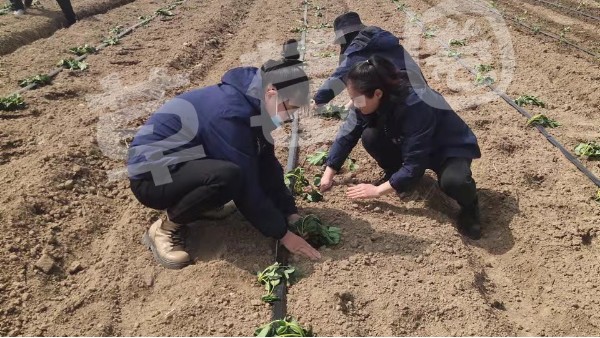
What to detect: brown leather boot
<box><xmin>142</xmin><ymin>218</ymin><xmax>191</xmax><ymax>269</ymax></box>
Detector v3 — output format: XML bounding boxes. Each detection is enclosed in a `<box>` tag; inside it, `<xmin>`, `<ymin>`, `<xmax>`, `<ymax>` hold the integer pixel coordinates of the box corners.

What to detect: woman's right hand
<box><xmin>319</xmin><ymin>166</ymin><xmax>336</xmax><ymax>193</ymax></box>
<box><xmin>280</xmin><ymin>231</ymin><xmax>321</xmax><ymax>261</ymax></box>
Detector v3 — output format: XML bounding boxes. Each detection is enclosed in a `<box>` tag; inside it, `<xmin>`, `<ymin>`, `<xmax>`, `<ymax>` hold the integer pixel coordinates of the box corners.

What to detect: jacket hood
<box><xmin>221</xmin><ymin>67</ymin><xmax>263</xmax><ymax>110</ymax></box>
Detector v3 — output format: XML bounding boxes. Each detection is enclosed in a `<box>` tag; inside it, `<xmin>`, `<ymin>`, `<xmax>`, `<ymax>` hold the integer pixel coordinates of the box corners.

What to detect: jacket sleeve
<box><xmin>258</xmin><ymin>142</ymin><xmax>298</xmax><ymax>216</ymax></box>
<box><xmin>389</xmin><ymin>101</ymin><xmax>436</xmax><ymax>192</ymax></box>
<box><xmin>326</xmin><ymin>108</ymin><xmax>367</xmax><ymax>171</ymax></box>
<box><xmin>203</xmin><ymin>114</ymin><xmax>288</xmax><ymax>239</ymax></box>
<box><xmin>313</xmin><ymin>55</ymin><xmax>367</xmax><ymax>105</ymax></box>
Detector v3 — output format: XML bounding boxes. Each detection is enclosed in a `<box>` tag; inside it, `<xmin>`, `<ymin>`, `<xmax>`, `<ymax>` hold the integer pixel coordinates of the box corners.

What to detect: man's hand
<box><xmin>280</xmin><ymin>231</ymin><xmax>321</xmax><ymax>261</ymax></box>
<box><xmin>347</xmin><ymin>183</ymin><xmax>381</xmax><ymax>199</ymax></box>
<box><xmin>319</xmin><ymin>166</ymin><xmax>337</xmax><ymax>193</ymax></box>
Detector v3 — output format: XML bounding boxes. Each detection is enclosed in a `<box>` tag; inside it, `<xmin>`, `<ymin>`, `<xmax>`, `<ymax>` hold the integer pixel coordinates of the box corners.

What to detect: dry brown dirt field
<box><xmin>0</xmin><ymin>0</ymin><xmax>599</xmax><ymax>336</ymax></box>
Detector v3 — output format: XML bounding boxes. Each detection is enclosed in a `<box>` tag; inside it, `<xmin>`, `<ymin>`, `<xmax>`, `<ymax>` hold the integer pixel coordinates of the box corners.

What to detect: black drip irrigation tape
<box><xmin>271</xmin><ymin>0</ymin><xmax>309</xmax><ymax>321</ymax></box>
<box><xmin>468</xmin><ymin>0</ymin><xmax>599</xmax><ymax>58</ymax></box>
<box><xmin>392</xmin><ymin>1</ymin><xmax>600</xmax><ymax>188</ymax></box>
<box><xmin>6</xmin><ymin>0</ymin><xmax>186</xmax><ymax>97</ymax></box>
<box><xmin>531</xmin><ymin>0</ymin><xmax>600</xmax><ymax>22</ymax></box>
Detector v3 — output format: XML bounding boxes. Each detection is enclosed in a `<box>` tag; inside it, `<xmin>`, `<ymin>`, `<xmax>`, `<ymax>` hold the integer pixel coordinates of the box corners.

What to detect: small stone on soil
<box><xmin>34</xmin><ymin>254</ymin><xmax>55</xmax><ymax>274</ymax></box>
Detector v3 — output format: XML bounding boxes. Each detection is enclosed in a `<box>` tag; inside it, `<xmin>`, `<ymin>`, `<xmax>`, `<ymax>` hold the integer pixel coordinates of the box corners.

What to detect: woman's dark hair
<box><xmin>346</xmin><ymin>55</ymin><xmax>410</xmax><ymax>101</ymax></box>
<box><xmin>260</xmin><ymin>39</ymin><xmax>309</xmax><ymax>105</ymax></box>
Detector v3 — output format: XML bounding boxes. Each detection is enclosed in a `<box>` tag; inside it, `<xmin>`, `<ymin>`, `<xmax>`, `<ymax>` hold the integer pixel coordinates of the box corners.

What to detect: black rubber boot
<box><xmin>56</xmin><ymin>0</ymin><xmax>77</xmax><ymax>27</ymax></box>
<box><xmin>457</xmin><ymin>199</ymin><xmax>482</xmax><ymax>240</ymax></box>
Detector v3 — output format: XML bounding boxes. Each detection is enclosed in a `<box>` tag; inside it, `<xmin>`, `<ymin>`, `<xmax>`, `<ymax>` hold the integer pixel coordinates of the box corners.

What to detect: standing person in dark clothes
<box><xmin>10</xmin><ymin>0</ymin><xmax>77</xmax><ymax>27</ymax></box>
<box><xmin>128</xmin><ymin>40</ymin><xmax>321</xmax><ymax>269</ymax></box>
<box><xmin>312</xmin><ymin>11</ymin><xmax>426</xmax><ymax>108</ymax></box>
<box><xmin>319</xmin><ymin>56</ymin><xmax>483</xmax><ymax>239</ymax></box>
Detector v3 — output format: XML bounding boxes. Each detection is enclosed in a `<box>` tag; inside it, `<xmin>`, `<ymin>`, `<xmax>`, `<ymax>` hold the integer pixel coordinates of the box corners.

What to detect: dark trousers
<box><xmin>130</xmin><ymin>159</ymin><xmax>242</xmax><ymax>224</ymax></box>
<box><xmin>361</xmin><ymin>126</ymin><xmax>478</xmax><ymax>208</ymax></box>
<box><xmin>10</xmin><ymin>0</ymin><xmax>77</xmax><ymax>24</ymax></box>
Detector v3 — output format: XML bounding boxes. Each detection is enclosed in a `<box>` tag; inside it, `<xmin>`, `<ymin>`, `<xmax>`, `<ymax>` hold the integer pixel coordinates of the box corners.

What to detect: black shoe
<box><xmin>457</xmin><ymin>201</ymin><xmax>481</xmax><ymax>240</ymax></box>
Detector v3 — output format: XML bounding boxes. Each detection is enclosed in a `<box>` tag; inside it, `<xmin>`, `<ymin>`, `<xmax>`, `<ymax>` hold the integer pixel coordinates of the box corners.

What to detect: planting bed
<box><xmin>0</xmin><ymin>0</ymin><xmax>599</xmax><ymax>336</ymax></box>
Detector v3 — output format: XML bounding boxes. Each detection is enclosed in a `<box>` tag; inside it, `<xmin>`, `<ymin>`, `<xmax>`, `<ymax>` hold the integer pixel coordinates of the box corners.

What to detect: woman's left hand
<box><xmin>347</xmin><ymin>184</ymin><xmax>381</xmax><ymax>199</ymax></box>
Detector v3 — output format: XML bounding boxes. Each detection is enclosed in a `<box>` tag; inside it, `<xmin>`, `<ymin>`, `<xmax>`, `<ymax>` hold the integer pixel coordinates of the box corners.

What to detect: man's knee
<box><xmin>218</xmin><ymin>162</ymin><xmax>243</xmax><ymax>195</ymax></box>
<box><xmin>361</xmin><ymin>127</ymin><xmax>380</xmax><ymax>153</ymax></box>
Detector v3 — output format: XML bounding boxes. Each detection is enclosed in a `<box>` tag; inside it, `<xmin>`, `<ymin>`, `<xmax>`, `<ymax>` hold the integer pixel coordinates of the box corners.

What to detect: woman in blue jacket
<box><xmin>128</xmin><ymin>41</ymin><xmax>321</xmax><ymax>269</ymax></box>
<box><xmin>319</xmin><ymin>55</ymin><xmax>483</xmax><ymax>239</ymax></box>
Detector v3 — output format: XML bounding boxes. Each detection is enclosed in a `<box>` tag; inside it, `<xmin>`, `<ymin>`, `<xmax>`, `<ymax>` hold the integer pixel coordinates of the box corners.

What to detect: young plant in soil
<box><xmin>0</xmin><ymin>3</ymin><xmax>12</xmax><ymax>15</ymax></box>
<box><xmin>0</xmin><ymin>94</ymin><xmax>26</xmax><ymax>112</ymax></box>
<box><xmin>255</xmin><ymin>317</ymin><xmax>314</xmax><ymax>337</ymax></box>
<box><xmin>19</xmin><ymin>74</ymin><xmax>51</xmax><ymax>88</ymax></box>
<box><xmin>392</xmin><ymin>0</ymin><xmax>407</xmax><ymax>11</ymax></box>
<box><xmin>307</xmin><ymin>150</ymin><xmax>328</xmax><ymax>166</ymax></box>
<box><xmin>575</xmin><ymin>142</ymin><xmax>600</xmax><ymax>159</ymax></box>
<box><xmin>594</xmin><ymin>189</ymin><xmax>600</xmax><ymax>203</ymax></box>
<box><xmin>58</xmin><ymin>59</ymin><xmax>88</xmax><ymax>71</ymax></box>
<box><xmin>526</xmin><ymin>114</ymin><xmax>560</xmax><ymax>128</ymax></box>
<box><xmin>156</xmin><ymin>7</ymin><xmax>175</xmax><ymax>16</ymax></box>
<box><xmin>69</xmin><ymin>44</ymin><xmax>97</xmax><ymax>56</ymax></box>
<box><xmin>345</xmin><ymin>158</ymin><xmax>358</xmax><ymax>172</ymax></box>
<box><xmin>290</xmin><ymin>25</ymin><xmax>307</xmax><ymax>33</ymax></box>
<box><xmin>423</xmin><ymin>28</ymin><xmax>436</xmax><ymax>39</ymax></box>
<box><xmin>103</xmin><ymin>36</ymin><xmax>121</xmax><ymax>46</ymax></box>
<box><xmin>475</xmin><ymin>64</ymin><xmax>494</xmax><ymax>73</ymax></box>
<box><xmin>449</xmin><ymin>38</ymin><xmax>467</xmax><ymax>47</ymax></box>
<box><xmin>285</xmin><ymin>168</ymin><xmax>323</xmax><ymax>202</ymax></box>
<box><xmin>475</xmin><ymin>73</ymin><xmax>494</xmax><ymax>86</ymax></box>
<box><xmin>257</xmin><ymin>262</ymin><xmax>298</xmax><ymax>303</ymax></box>
<box><xmin>289</xmin><ymin>214</ymin><xmax>341</xmax><ymax>248</ymax></box>
<box><xmin>514</xmin><ymin>95</ymin><xmax>546</xmax><ymax>108</ymax></box>
<box><xmin>447</xmin><ymin>50</ymin><xmax>462</xmax><ymax>58</ymax></box>
<box><xmin>317</xmin><ymin>103</ymin><xmax>348</xmax><ymax>119</ymax></box>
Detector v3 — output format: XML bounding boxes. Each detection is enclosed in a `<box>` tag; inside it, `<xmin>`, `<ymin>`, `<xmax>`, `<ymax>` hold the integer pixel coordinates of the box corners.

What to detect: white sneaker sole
<box><xmin>142</xmin><ymin>231</ymin><xmax>191</xmax><ymax>270</ymax></box>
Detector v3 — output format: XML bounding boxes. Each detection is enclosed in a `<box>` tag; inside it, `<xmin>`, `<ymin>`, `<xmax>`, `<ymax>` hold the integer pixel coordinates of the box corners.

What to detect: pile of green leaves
<box><xmin>317</xmin><ymin>103</ymin><xmax>348</xmax><ymax>119</ymax></box>
<box><xmin>575</xmin><ymin>142</ymin><xmax>600</xmax><ymax>159</ymax></box>
<box><xmin>18</xmin><ymin>74</ymin><xmax>51</xmax><ymax>88</ymax></box>
<box><xmin>69</xmin><ymin>44</ymin><xmax>97</xmax><ymax>56</ymax></box>
<box><xmin>255</xmin><ymin>317</ymin><xmax>313</xmax><ymax>337</ymax></box>
<box><xmin>58</xmin><ymin>58</ymin><xmax>88</xmax><ymax>71</ymax></box>
<box><xmin>0</xmin><ymin>94</ymin><xmax>26</xmax><ymax>111</ymax></box>
<box><xmin>289</xmin><ymin>214</ymin><xmax>341</xmax><ymax>248</ymax></box>
<box><xmin>526</xmin><ymin>114</ymin><xmax>560</xmax><ymax>128</ymax></box>
<box><xmin>257</xmin><ymin>263</ymin><xmax>297</xmax><ymax>303</ymax></box>
<box><xmin>449</xmin><ymin>38</ymin><xmax>466</xmax><ymax>47</ymax></box>
<box><xmin>514</xmin><ymin>95</ymin><xmax>546</xmax><ymax>108</ymax></box>
<box><xmin>285</xmin><ymin>167</ymin><xmax>323</xmax><ymax>202</ymax></box>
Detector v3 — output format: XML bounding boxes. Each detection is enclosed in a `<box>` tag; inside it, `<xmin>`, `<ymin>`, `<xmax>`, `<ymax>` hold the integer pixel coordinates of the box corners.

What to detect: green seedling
<box><xmin>155</xmin><ymin>8</ymin><xmax>175</xmax><ymax>16</ymax></box>
<box><xmin>514</xmin><ymin>95</ymin><xmax>546</xmax><ymax>108</ymax></box>
<box><xmin>593</xmin><ymin>189</ymin><xmax>600</xmax><ymax>203</ymax></box>
<box><xmin>0</xmin><ymin>3</ymin><xmax>12</xmax><ymax>15</ymax></box>
<box><xmin>290</xmin><ymin>25</ymin><xmax>307</xmax><ymax>33</ymax></box>
<box><xmin>255</xmin><ymin>317</ymin><xmax>314</xmax><ymax>337</ymax></box>
<box><xmin>109</xmin><ymin>25</ymin><xmax>124</xmax><ymax>36</ymax></box>
<box><xmin>311</xmin><ymin>23</ymin><xmax>333</xmax><ymax>29</ymax></box>
<box><xmin>475</xmin><ymin>64</ymin><xmax>494</xmax><ymax>73</ymax></box>
<box><xmin>289</xmin><ymin>214</ymin><xmax>341</xmax><ymax>248</ymax></box>
<box><xmin>532</xmin><ymin>25</ymin><xmax>541</xmax><ymax>34</ymax></box>
<box><xmin>526</xmin><ymin>114</ymin><xmax>560</xmax><ymax>128</ymax></box>
<box><xmin>475</xmin><ymin>73</ymin><xmax>494</xmax><ymax>86</ymax></box>
<box><xmin>284</xmin><ymin>167</ymin><xmax>323</xmax><ymax>202</ymax></box>
<box><xmin>392</xmin><ymin>0</ymin><xmax>407</xmax><ymax>11</ymax></box>
<box><xmin>257</xmin><ymin>263</ymin><xmax>298</xmax><ymax>303</ymax></box>
<box><xmin>449</xmin><ymin>39</ymin><xmax>466</xmax><ymax>47</ymax></box>
<box><xmin>447</xmin><ymin>50</ymin><xmax>462</xmax><ymax>57</ymax></box>
<box><xmin>560</xmin><ymin>26</ymin><xmax>571</xmax><ymax>40</ymax></box>
<box><xmin>575</xmin><ymin>142</ymin><xmax>600</xmax><ymax>159</ymax></box>
<box><xmin>318</xmin><ymin>103</ymin><xmax>348</xmax><ymax>119</ymax></box>
<box><xmin>19</xmin><ymin>74</ymin><xmax>51</xmax><ymax>88</ymax></box>
<box><xmin>423</xmin><ymin>28</ymin><xmax>436</xmax><ymax>38</ymax></box>
<box><xmin>318</xmin><ymin>51</ymin><xmax>336</xmax><ymax>58</ymax></box>
<box><xmin>103</xmin><ymin>36</ymin><xmax>120</xmax><ymax>46</ymax></box>
<box><xmin>0</xmin><ymin>94</ymin><xmax>26</xmax><ymax>112</ymax></box>
<box><xmin>69</xmin><ymin>44</ymin><xmax>97</xmax><ymax>56</ymax></box>
<box><xmin>307</xmin><ymin>150</ymin><xmax>328</xmax><ymax>166</ymax></box>
<box><xmin>57</xmin><ymin>58</ymin><xmax>88</xmax><ymax>71</ymax></box>
<box><xmin>345</xmin><ymin>158</ymin><xmax>358</xmax><ymax>172</ymax></box>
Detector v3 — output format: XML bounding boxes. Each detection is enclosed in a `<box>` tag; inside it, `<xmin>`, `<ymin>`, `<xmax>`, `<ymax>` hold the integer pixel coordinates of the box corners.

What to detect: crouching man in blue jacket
<box><xmin>319</xmin><ymin>56</ymin><xmax>483</xmax><ymax>239</ymax></box>
<box><xmin>128</xmin><ymin>41</ymin><xmax>321</xmax><ymax>269</ymax></box>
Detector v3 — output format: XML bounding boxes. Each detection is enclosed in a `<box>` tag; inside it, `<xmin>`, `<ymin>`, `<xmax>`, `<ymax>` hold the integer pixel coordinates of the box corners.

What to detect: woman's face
<box><xmin>264</xmin><ymin>84</ymin><xmax>301</xmax><ymax>122</ymax></box>
<box><xmin>347</xmin><ymin>81</ymin><xmax>383</xmax><ymax>115</ymax></box>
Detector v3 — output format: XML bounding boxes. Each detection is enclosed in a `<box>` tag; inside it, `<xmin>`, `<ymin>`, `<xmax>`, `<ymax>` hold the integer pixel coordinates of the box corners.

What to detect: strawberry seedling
<box><xmin>284</xmin><ymin>167</ymin><xmax>323</xmax><ymax>202</ymax></box>
<box><xmin>69</xmin><ymin>44</ymin><xmax>97</xmax><ymax>56</ymax></box>
<box><xmin>311</xmin><ymin>23</ymin><xmax>333</xmax><ymax>29</ymax></box>
<box><xmin>18</xmin><ymin>74</ymin><xmax>51</xmax><ymax>88</ymax></box>
<box><xmin>255</xmin><ymin>317</ymin><xmax>314</xmax><ymax>337</ymax></box>
<box><xmin>290</xmin><ymin>25</ymin><xmax>307</xmax><ymax>33</ymax></box>
<box><xmin>423</xmin><ymin>28</ymin><xmax>436</xmax><ymax>39</ymax></box>
<box><xmin>447</xmin><ymin>50</ymin><xmax>462</xmax><ymax>57</ymax></box>
<box><xmin>58</xmin><ymin>59</ymin><xmax>88</xmax><ymax>71</ymax></box>
<box><xmin>155</xmin><ymin>8</ymin><xmax>174</xmax><ymax>16</ymax></box>
<box><xmin>318</xmin><ymin>51</ymin><xmax>336</xmax><ymax>58</ymax></box>
<box><xmin>317</xmin><ymin>103</ymin><xmax>348</xmax><ymax>119</ymax></box>
<box><xmin>526</xmin><ymin>114</ymin><xmax>560</xmax><ymax>128</ymax></box>
<box><xmin>575</xmin><ymin>142</ymin><xmax>600</xmax><ymax>159</ymax></box>
<box><xmin>257</xmin><ymin>262</ymin><xmax>298</xmax><ymax>303</ymax></box>
<box><xmin>0</xmin><ymin>3</ymin><xmax>12</xmax><ymax>15</ymax></box>
<box><xmin>475</xmin><ymin>73</ymin><xmax>494</xmax><ymax>86</ymax></box>
<box><xmin>109</xmin><ymin>25</ymin><xmax>124</xmax><ymax>36</ymax></box>
<box><xmin>345</xmin><ymin>158</ymin><xmax>358</xmax><ymax>172</ymax></box>
<box><xmin>594</xmin><ymin>189</ymin><xmax>600</xmax><ymax>203</ymax></box>
<box><xmin>289</xmin><ymin>214</ymin><xmax>341</xmax><ymax>248</ymax></box>
<box><xmin>307</xmin><ymin>150</ymin><xmax>327</xmax><ymax>166</ymax></box>
<box><xmin>475</xmin><ymin>64</ymin><xmax>494</xmax><ymax>73</ymax></box>
<box><xmin>514</xmin><ymin>95</ymin><xmax>546</xmax><ymax>108</ymax></box>
<box><xmin>0</xmin><ymin>94</ymin><xmax>26</xmax><ymax>112</ymax></box>
<box><xmin>449</xmin><ymin>39</ymin><xmax>466</xmax><ymax>47</ymax></box>
<box><xmin>392</xmin><ymin>0</ymin><xmax>407</xmax><ymax>11</ymax></box>
<box><xmin>103</xmin><ymin>36</ymin><xmax>120</xmax><ymax>46</ymax></box>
